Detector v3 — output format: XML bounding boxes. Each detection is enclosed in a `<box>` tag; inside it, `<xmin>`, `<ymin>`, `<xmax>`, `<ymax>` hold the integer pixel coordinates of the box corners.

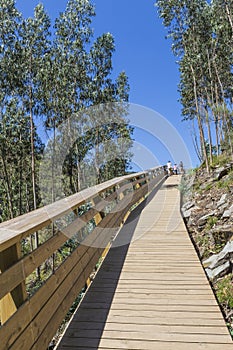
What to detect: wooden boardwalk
<box><xmin>56</xmin><ymin>176</ymin><xmax>232</xmax><ymax>350</ymax></box>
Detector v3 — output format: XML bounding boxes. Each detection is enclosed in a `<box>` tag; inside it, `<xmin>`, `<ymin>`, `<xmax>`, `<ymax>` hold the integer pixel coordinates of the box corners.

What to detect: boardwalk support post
<box><xmin>0</xmin><ymin>243</ymin><xmax>27</xmax><ymax>324</ymax></box>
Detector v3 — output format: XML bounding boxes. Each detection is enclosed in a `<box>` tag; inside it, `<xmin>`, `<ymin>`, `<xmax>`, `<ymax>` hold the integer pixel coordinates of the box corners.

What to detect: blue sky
<box><xmin>15</xmin><ymin>0</ymin><xmax>198</xmax><ymax>170</ymax></box>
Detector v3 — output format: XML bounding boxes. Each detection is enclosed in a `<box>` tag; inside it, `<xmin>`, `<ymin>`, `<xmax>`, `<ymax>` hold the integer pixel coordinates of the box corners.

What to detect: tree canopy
<box><xmin>0</xmin><ymin>0</ymin><xmax>132</xmax><ymax>222</ymax></box>
<box><xmin>156</xmin><ymin>0</ymin><xmax>233</xmax><ymax>171</ymax></box>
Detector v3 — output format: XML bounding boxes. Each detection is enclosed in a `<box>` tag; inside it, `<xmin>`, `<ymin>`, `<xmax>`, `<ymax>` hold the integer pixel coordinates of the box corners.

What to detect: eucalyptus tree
<box><xmin>0</xmin><ymin>0</ymin><xmax>22</xmax><ymax>95</ymax></box>
<box><xmin>156</xmin><ymin>0</ymin><xmax>212</xmax><ymax>170</ymax></box>
<box><xmin>213</xmin><ymin>0</ymin><xmax>233</xmax><ymax>34</ymax></box>
<box><xmin>19</xmin><ymin>4</ymin><xmax>51</xmax><ymax>209</ymax></box>
<box><xmin>48</xmin><ymin>1</ymin><xmax>132</xmax><ymax>192</ymax></box>
<box><xmin>87</xmin><ymin>34</ymin><xmax>132</xmax><ymax>182</ymax></box>
<box><xmin>53</xmin><ymin>0</ymin><xmax>95</xmax><ymax>115</ymax></box>
<box><xmin>0</xmin><ymin>0</ymin><xmax>38</xmax><ymax>220</ymax></box>
<box><xmin>0</xmin><ymin>0</ymin><xmax>21</xmax><ymax>219</ymax></box>
<box><xmin>156</xmin><ymin>0</ymin><xmax>233</xmax><ymax>166</ymax></box>
<box><xmin>111</xmin><ymin>71</ymin><xmax>132</xmax><ymax>177</ymax></box>
<box><xmin>210</xmin><ymin>0</ymin><xmax>233</xmax><ymax>158</ymax></box>
<box><xmin>88</xmin><ymin>32</ymin><xmax>116</xmax><ymax>182</ymax></box>
<box><xmin>42</xmin><ymin>0</ymin><xmax>96</xmax><ymax>197</ymax></box>
<box><xmin>0</xmin><ymin>0</ymin><xmax>132</xmax><ymax>223</ymax></box>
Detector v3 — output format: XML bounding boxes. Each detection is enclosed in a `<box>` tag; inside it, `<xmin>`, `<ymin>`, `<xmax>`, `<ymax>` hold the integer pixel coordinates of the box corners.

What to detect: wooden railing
<box><xmin>0</xmin><ymin>166</ymin><xmax>165</xmax><ymax>350</ymax></box>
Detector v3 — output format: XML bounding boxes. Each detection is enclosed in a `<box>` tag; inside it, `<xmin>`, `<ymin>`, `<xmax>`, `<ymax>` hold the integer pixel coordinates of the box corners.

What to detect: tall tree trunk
<box><xmin>29</xmin><ymin>54</ymin><xmax>40</xmax><ymax>278</ymax></box>
<box><xmin>203</xmin><ymin>88</ymin><xmax>214</xmax><ymax>164</ymax></box>
<box><xmin>29</xmin><ymin>54</ymin><xmax>37</xmax><ymax>211</ymax></box>
<box><xmin>190</xmin><ymin>64</ymin><xmax>209</xmax><ymax>173</ymax></box>
<box><xmin>95</xmin><ymin>128</ymin><xmax>100</xmax><ymax>184</ymax></box>
<box><xmin>215</xmin><ymin>119</ymin><xmax>220</xmax><ymax>156</ymax></box>
<box><xmin>1</xmin><ymin>155</ymin><xmax>14</xmax><ymax>219</ymax></box>
<box><xmin>207</xmin><ymin>48</ymin><xmax>218</xmax><ymax>158</ymax></box>
<box><xmin>205</xmin><ymin>106</ymin><xmax>213</xmax><ymax>165</ymax></box>
<box><xmin>214</xmin><ymin>83</ymin><xmax>221</xmax><ymax>156</ymax></box>
<box><xmin>213</xmin><ymin>60</ymin><xmax>233</xmax><ymax>160</ymax></box>
<box><xmin>30</xmin><ymin>108</ymin><xmax>36</xmax><ymax>210</ymax></box>
<box><xmin>19</xmin><ymin>132</ymin><xmax>23</xmax><ymax>216</ymax></box>
<box><xmin>225</xmin><ymin>1</ymin><xmax>233</xmax><ymax>34</ymax></box>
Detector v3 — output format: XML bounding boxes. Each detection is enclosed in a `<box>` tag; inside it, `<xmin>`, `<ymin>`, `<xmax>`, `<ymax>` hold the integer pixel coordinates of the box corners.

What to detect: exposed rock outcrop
<box><xmin>181</xmin><ymin>164</ymin><xmax>233</xmax><ymax>262</ymax></box>
<box><xmin>203</xmin><ymin>241</ymin><xmax>233</xmax><ymax>280</ymax></box>
<box><xmin>181</xmin><ymin>162</ymin><xmax>233</xmax><ymax>336</ymax></box>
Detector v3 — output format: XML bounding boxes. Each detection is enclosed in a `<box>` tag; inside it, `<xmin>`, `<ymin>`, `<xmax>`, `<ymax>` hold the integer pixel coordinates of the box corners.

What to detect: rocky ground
<box><xmin>181</xmin><ymin>162</ymin><xmax>233</xmax><ymax>337</ymax></box>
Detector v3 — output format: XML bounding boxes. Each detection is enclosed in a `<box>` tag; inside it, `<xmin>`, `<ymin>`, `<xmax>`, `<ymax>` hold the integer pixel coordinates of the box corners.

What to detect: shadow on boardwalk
<box><xmin>56</xmin><ymin>183</ymin><xmax>163</xmax><ymax>349</ymax></box>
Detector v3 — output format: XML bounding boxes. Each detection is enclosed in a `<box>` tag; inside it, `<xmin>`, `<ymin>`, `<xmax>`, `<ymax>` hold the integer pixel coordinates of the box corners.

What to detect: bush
<box><xmin>206</xmin><ymin>216</ymin><xmax>218</xmax><ymax>230</ymax></box>
<box><xmin>215</xmin><ymin>274</ymin><xmax>233</xmax><ymax>309</ymax></box>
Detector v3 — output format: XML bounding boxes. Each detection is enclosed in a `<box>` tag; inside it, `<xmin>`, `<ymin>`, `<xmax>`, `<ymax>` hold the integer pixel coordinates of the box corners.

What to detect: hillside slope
<box><xmin>181</xmin><ymin>162</ymin><xmax>233</xmax><ymax>337</ymax></box>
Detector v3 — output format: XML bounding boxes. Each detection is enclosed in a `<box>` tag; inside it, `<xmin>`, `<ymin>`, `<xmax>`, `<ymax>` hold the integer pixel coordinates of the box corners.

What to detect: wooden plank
<box><xmin>0</xmin><ymin>242</ymin><xmax>89</xmax><ymax>350</ymax></box>
<box><xmin>0</xmin><ymin>184</ymin><xmax>136</xmax><ymax>349</ymax></box>
<box><xmin>0</xmin><ymin>194</ymin><xmax>125</xmax><ymax>301</ymax></box>
<box><xmin>0</xmin><ymin>232</ymin><xmax>66</xmax><ymax>300</ymax></box>
<box><xmin>58</xmin><ymin>338</ymin><xmax>233</xmax><ymax>350</ymax></box>
<box><xmin>0</xmin><ymin>243</ymin><xmax>27</xmax><ymax>324</ymax></box>
<box><xmin>78</xmin><ymin>330</ymin><xmax>229</xmax><ymax>343</ymax></box>
<box><xmin>29</xmin><ymin>200</ymin><xmax>135</xmax><ymax>350</ymax></box>
<box><xmin>69</xmin><ymin>311</ymin><xmax>227</xmax><ymax>327</ymax></box>
<box><xmin>0</xmin><ymin>167</ymin><xmax>165</xmax><ymax>350</ymax></box>
<box><xmin>0</xmin><ymin>176</ymin><xmax>147</xmax><ymax>299</ymax></box>
<box><xmin>61</xmin><ymin>324</ymin><xmax>230</xmax><ymax>338</ymax></box>
<box><xmin>78</xmin><ymin>302</ymin><xmax>222</xmax><ymax>313</ymax></box>
<box><xmin>0</xmin><ymin>168</ymin><xmax>164</xmax><ymax>251</ymax></box>
<box><xmin>57</xmin><ymin>175</ymin><xmax>232</xmax><ymax>349</ymax></box>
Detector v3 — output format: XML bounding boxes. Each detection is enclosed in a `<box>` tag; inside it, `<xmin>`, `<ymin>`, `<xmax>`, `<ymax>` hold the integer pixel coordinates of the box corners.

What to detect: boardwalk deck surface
<box><xmin>56</xmin><ymin>176</ymin><xmax>232</xmax><ymax>349</ymax></box>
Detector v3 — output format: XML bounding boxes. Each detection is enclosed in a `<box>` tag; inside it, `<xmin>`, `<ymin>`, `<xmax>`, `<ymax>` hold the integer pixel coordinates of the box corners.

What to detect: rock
<box><xmin>181</xmin><ymin>201</ymin><xmax>195</xmax><ymax>219</ymax></box>
<box><xmin>222</xmin><ymin>211</ymin><xmax>231</xmax><ymax>219</ymax></box>
<box><xmin>182</xmin><ymin>208</ymin><xmax>192</xmax><ymax>219</ymax></box>
<box><xmin>216</xmin><ymin>194</ymin><xmax>228</xmax><ymax>208</ymax></box>
<box><xmin>213</xmin><ymin>165</ymin><xmax>232</xmax><ymax>181</ymax></box>
<box><xmin>187</xmin><ymin>215</ymin><xmax>197</xmax><ymax>226</ymax></box>
<box><xmin>197</xmin><ymin>211</ymin><xmax>215</xmax><ymax>226</ymax></box>
<box><xmin>209</xmin><ymin>225</ymin><xmax>233</xmax><ymax>236</ymax></box>
<box><xmin>203</xmin><ymin>241</ymin><xmax>233</xmax><ymax>281</ymax></box>
<box><xmin>206</xmin><ymin>202</ymin><xmax>214</xmax><ymax>209</ymax></box>
<box><xmin>213</xmin><ymin>166</ymin><xmax>226</xmax><ymax>180</ymax></box>
<box><xmin>181</xmin><ymin>204</ymin><xmax>200</xmax><ymax>219</ymax></box>
<box><xmin>205</xmin><ymin>261</ymin><xmax>230</xmax><ymax>280</ymax></box>
<box><xmin>182</xmin><ymin>200</ymin><xmax>195</xmax><ymax>211</ymax></box>
<box><xmin>217</xmin><ymin>203</ymin><xmax>229</xmax><ymax>215</ymax></box>
<box><xmin>222</xmin><ymin>204</ymin><xmax>233</xmax><ymax>218</ymax></box>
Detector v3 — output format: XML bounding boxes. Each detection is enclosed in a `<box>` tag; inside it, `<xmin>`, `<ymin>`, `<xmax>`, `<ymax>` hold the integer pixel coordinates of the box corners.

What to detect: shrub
<box><xmin>206</xmin><ymin>216</ymin><xmax>218</xmax><ymax>230</ymax></box>
<box><xmin>215</xmin><ymin>274</ymin><xmax>233</xmax><ymax>309</ymax></box>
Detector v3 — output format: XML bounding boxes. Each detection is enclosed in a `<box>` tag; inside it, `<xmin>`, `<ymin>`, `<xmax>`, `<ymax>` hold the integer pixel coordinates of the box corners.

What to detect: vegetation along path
<box><xmin>56</xmin><ymin>175</ymin><xmax>232</xmax><ymax>350</ymax></box>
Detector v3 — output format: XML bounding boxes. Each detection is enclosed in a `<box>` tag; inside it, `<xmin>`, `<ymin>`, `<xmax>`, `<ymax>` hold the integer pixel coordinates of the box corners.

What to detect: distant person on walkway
<box><xmin>163</xmin><ymin>165</ymin><xmax>168</xmax><ymax>175</ymax></box>
<box><xmin>167</xmin><ymin>160</ymin><xmax>172</xmax><ymax>176</ymax></box>
<box><xmin>179</xmin><ymin>161</ymin><xmax>184</xmax><ymax>174</ymax></box>
<box><xmin>173</xmin><ymin>163</ymin><xmax>178</xmax><ymax>175</ymax></box>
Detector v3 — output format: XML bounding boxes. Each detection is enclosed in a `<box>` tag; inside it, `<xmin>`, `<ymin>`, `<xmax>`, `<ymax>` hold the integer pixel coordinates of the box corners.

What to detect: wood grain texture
<box><xmin>57</xmin><ymin>176</ymin><xmax>232</xmax><ymax>350</ymax></box>
<box><xmin>0</xmin><ymin>168</ymin><xmax>164</xmax><ymax>252</ymax></box>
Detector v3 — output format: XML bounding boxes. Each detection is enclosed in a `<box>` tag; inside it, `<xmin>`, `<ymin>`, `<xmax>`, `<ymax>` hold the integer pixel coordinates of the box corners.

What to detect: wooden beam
<box><xmin>0</xmin><ymin>243</ymin><xmax>27</xmax><ymax>324</ymax></box>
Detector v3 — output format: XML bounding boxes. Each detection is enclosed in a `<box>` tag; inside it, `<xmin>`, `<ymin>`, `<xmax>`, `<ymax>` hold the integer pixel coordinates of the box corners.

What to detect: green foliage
<box><xmin>205</xmin><ymin>216</ymin><xmax>218</xmax><ymax>230</ymax></box>
<box><xmin>211</xmin><ymin>154</ymin><xmax>231</xmax><ymax>168</ymax></box>
<box><xmin>155</xmin><ymin>0</ymin><xmax>233</xmax><ymax>170</ymax></box>
<box><xmin>215</xmin><ymin>274</ymin><xmax>233</xmax><ymax>309</ymax></box>
<box><xmin>216</xmin><ymin>170</ymin><xmax>233</xmax><ymax>190</ymax></box>
<box><xmin>193</xmin><ymin>179</ymin><xmax>202</xmax><ymax>191</ymax></box>
<box><xmin>196</xmin><ymin>233</ymin><xmax>211</xmax><ymax>259</ymax></box>
<box><xmin>205</xmin><ymin>183</ymin><xmax>213</xmax><ymax>191</ymax></box>
<box><xmin>0</xmin><ymin>3</ymin><xmax>132</xmax><ymax>331</ymax></box>
<box><xmin>0</xmin><ymin>0</ymin><xmax>132</xmax><ymax>220</ymax></box>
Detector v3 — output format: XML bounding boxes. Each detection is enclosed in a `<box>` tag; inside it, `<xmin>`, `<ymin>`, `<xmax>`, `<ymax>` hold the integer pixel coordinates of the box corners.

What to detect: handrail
<box><xmin>0</xmin><ymin>166</ymin><xmax>166</xmax><ymax>350</ymax></box>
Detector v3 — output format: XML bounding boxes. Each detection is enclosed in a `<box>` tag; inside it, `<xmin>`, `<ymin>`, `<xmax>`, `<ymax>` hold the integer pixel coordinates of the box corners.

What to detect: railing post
<box><xmin>91</xmin><ymin>195</ymin><xmax>105</xmax><ymax>236</ymax></box>
<box><xmin>0</xmin><ymin>243</ymin><xmax>27</xmax><ymax>324</ymax></box>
